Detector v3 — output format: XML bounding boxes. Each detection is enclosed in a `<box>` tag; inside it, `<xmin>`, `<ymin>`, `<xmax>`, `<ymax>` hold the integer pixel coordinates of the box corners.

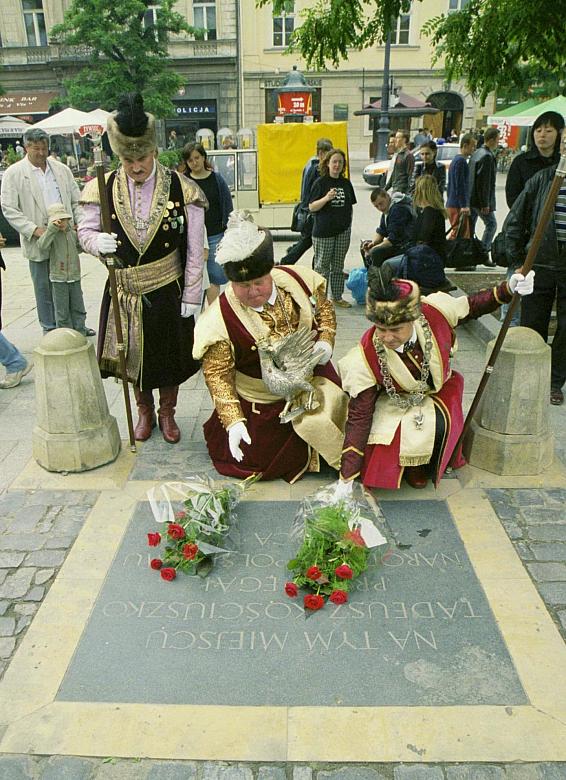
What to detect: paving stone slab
<box><xmin>321</xmin><ymin>768</ymin><xmax>389</xmax><ymax>780</ymax></box>
<box><xmin>23</xmin><ymin>585</ymin><xmax>45</xmax><ymax>602</ymax></box>
<box><xmin>395</xmin><ymin>768</ymin><xmax>444</xmax><ymax>779</ymax></box>
<box><xmin>536</xmin><ymin>583</ymin><xmax>566</xmax><ymax>605</ymax></box>
<box><xmin>0</xmin><ymin>617</ymin><xmax>16</xmax><ymax>636</ymax></box>
<box><xmin>503</xmin><ymin>767</ymin><xmax>544</xmax><ymax>780</ymax></box>
<box><xmin>257</xmin><ymin>767</ymin><xmax>287</xmax><ymax>780</ymax></box>
<box><xmin>0</xmin><ymin>568</ymin><xmax>34</xmax><ymax>599</ymax></box>
<box><xmin>201</xmin><ymin>764</ymin><xmax>254</xmax><ymax>780</ymax></box>
<box><xmin>0</xmin><ymin>553</ymin><xmax>25</xmax><ymax>568</ymax></box>
<box><xmin>526</xmin><ymin>563</ymin><xmax>566</xmax><ymax>582</ymax></box>
<box><xmin>446</xmin><ymin>767</ymin><xmax>505</xmax><ymax>779</ymax></box>
<box><xmin>0</xmin><ymin>535</ymin><xmax>45</xmax><ymax>552</ymax></box>
<box><xmin>146</xmin><ymin>761</ymin><xmax>197</xmax><ymax>779</ymax></box>
<box><xmin>520</xmin><ymin>508</ymin><xmax>566</xmax><ymax>525</ymax></box>
<box><xmin>0</xmin><ymin>755</ymin><xmax>35</xmax><ymax>779</ymax></box>
<box><xmin>525</xmin><ymin>526</ymin><xmax>566</xmax><ymax>542</ymax></box>
<box><xmin>57</xmin><ymin>500</ymin><xmax>526</xmax><ymax>708</ymax></box>
<box><xmin>93</xmin><ymin>761</ymin><xmax>148</xmax><ymax>779</ymax></box>
<box><xmin>293</xmin><ymin>768</ymin><xmax>313</xmax><ymax>780</ymax></box>
<box><xmin>35</xmin><ymin>568</ymin><xmax>55</xmax><ymax>585</ymax></box>
<box><xmin>24</xmin><ymin>550</ymin><xmax>66</xmax><ymax>567</ymax></box>
<box><xmin>538</xmin><ymin>763</ymin><xmax>566</xmax><ymax>779</ymax></box>
<box><xmin>0</xmin><ymin>637</ymin><xmax>16</xmax><ymax>658</ymax></box>
<box><xmin>40</xmin><ymin>755</ymin><xmax>96</xmax><ymax>779</ymax></box>
<box><xmin>529</xmin><ymin>544</ymin><xmax>566</xmax><ymax>562</ymax></box>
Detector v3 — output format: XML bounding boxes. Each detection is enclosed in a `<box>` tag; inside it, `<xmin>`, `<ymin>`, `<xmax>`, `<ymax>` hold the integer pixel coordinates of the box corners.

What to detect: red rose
<box><xmin>304</xmin><ymin>594</ymin><xmax>325</xmax><ymax>611</ymax></box>
<box><xmin>160</xmin><ymin>567</ymin><xmax>177</xmax><ymax>581</ymax></box>
<box><xmin>306</xmin><ymin>566</ymin><xmax>322</xmax><ymax>580</ymax></box>
<box><xmin>284</xmin><ymin>582</ymin><xmax>298</xmax><ymax>598</ymax></box>
<box><xmin>329</xmin><ymin>589</ymin><xmax>348</xmax><ymax>604</ymax></box>
<box><xmin>147</xmin><ymin>532</ymin><xmax>161</xmax><ymax>547</ymax></box>
<box><xmin>344</xmin><ymin>528</ymin><xmax>366</xmax><ymax>547</ymax></box>
<box><xmin>174</xmin><ymin>510</ymin><xmax>187</xmax><ymax>520</ymax></box>
<box><xmin>335</xmin><ymin>564</ymin><xmax>353</xmax><ymax>580</ymax></box>
<box><xmin>182</xmin><ymin>543</ymin><xmax>199</xmax><ymax>560</ymax></box>
<box><xmin>167</xmin><ymin>523</ymin><xmax>186</xmax><ymax>541</ymax></box>
<box><xmin>150</xmin><ymin>558</ymin><xmax>163</xmax><ymax>570</ymax></box>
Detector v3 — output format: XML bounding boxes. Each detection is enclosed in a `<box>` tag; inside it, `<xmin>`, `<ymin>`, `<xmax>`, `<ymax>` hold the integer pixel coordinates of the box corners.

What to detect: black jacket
<box><xmin>468</xmin><ymin>146</ymin><xmax>497</xmax><ymax>210</ymax></box>
<box><xmin>505</xmin><ymin>148</ymin><xmax>559</xmax><ymax>208</ymax></box>
<box><xmin>503</xmin><ymin>165</ymin><xmax>563</xmax><ymax>270</ymax></box>
<box><xmin>378</xmin><ymin>194</ymin><xmax>416</xmax><ymax>249</ymax></box>
<box><xmin>410</xmin><ymin>160</ymin><xmax>446</xmax><ymax>196</ymax></box>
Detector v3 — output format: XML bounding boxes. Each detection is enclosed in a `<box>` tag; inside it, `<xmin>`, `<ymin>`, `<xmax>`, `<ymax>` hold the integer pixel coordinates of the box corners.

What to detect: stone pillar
<box><xmin>465</xmin><ymin>327</ymin><xmax>553</xmax><ymax>475</ymax></box>
<box><xmin>32</xmin><ymin>329</ymin><xmax>121</xmax><ymax>472</ymax></box>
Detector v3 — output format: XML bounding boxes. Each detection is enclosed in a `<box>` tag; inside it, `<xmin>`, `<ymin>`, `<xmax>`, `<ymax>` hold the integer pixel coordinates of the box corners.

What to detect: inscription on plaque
<box><xmin>58</xmin><ymin>500</ymin><xmax>526</xmax><ymax>706</ymax></box>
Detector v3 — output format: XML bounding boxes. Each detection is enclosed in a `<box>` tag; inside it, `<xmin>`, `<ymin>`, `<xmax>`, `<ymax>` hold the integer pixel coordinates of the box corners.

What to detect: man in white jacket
<box><xmin>0</xmin><ymin>127</ymin><xmax>94</xmax><ymax>335</ymax></box>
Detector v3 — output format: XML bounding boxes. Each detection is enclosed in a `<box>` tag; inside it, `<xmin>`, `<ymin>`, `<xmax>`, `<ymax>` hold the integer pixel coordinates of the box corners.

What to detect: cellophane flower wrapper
<box><xmin>146</xmin><ymin>474</ymin><xmax>256</xmax><ymax>578</ymax></box>
<box><xmin>286</xmin><ymin>481</ymin><xmax>388</xmax><ymax>608</ymax></box>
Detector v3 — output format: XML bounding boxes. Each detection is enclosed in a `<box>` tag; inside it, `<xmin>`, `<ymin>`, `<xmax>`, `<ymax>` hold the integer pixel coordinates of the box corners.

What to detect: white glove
<box><xmin>181</xmin><ymin>302</ymin><xmax>200</xmax><ymax>319</ymax></box>
<box><xmin>96</xmin><ymin>232</ymin><xmax>118</xmax><ymax>255</ymax></box>
<box><xmin>313</xmin><ymin>340</ymin><xmax>333</xmax><ymax>366</ymax></box>
<box><xmin>228</xmin><ymin>421</ymin><xmax>251</xmax><ymax>462</ymax></box>
<box><xmin>509</xmin><ymin>270</ymin><xmax>535</xmax><ymax>296</ymax></box>
<box><xmin>331</xmin><ymin>479</ymin><xmax>354</xmax><ymax>502</ymax></box>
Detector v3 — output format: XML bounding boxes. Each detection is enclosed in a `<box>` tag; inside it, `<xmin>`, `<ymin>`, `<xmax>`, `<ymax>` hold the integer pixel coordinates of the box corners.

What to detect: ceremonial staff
<box><xmin>449</xmin><ymin>149</ymin><xmax>566</xmax><ymax>467</ymax></box>
<box><xmin>93</xmin><ymin>144</ymin><xmax>137</xmax><ymax>452</ymax></box>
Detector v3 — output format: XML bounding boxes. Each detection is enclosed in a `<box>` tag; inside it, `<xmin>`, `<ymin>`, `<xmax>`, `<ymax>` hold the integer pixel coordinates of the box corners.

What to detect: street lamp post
<box><xmin>375</xmin><ymin>31</ymin><xmax>392</xmax><ymax>162</ymax></box>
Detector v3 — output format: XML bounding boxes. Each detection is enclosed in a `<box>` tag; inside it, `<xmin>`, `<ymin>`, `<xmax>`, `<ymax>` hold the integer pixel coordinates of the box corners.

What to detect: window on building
<box><xmin>391</xmin><ymin>12</ymin><xmax>410</xmax><ymax>45</ymax></box>
<box><xmin>448</xmin><ymin>0</ymin><xmax>470</xmax><ymax>10</ymax></box>
<box><xmin>193</xmin><ymin>0</ymin><xmax>217</xmax><ymax>41</ymax></box>
<box><xmin>272</xmin><ymin>1</ymin><xmax>294</xmax><ymax>48</ymax></box>
<box><xmin>143</xmin><ymin>4</ymin><xmax>163</xmax><ymax>41</ymax></box>
<box><xmin>22</xmin><ymin>0</ymin><xmax>47</xmax><ymax>47</ymax></box>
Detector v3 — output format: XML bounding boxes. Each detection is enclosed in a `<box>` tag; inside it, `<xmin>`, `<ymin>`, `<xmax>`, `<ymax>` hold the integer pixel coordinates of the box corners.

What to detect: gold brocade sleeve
<box><xmin>201</xmin><ymin>341</ymin><xmax>246</xmax><ymax>429</ymax></box>
<box><xmin>313</xmin><ymin>280</ymin><xmax>336</xmax><ymax>346</ymax></box>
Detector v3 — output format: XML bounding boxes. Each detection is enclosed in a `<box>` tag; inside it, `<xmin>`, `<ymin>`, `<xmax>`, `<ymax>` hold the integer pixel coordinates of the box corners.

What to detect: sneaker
<box><xmin>0</xmin><ymin>360</ymin><xmax>34</xmax><ymax>390</ymax></box>
<box><xmin>333</xmin><ymin>299</ymin><xmax>352</xmax><ymax>308</ymax></box>
<box><xmin>550</xmin><ymin>387</ymin><xmax>564</xmax><ymax>406</ymax></box>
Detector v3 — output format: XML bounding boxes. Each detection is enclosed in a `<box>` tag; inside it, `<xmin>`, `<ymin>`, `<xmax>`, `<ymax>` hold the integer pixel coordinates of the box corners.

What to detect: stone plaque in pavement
<box><xmin>57</xmin><ymin>500</ymin><xmax>526</xmax><ymax>706</ymax></box>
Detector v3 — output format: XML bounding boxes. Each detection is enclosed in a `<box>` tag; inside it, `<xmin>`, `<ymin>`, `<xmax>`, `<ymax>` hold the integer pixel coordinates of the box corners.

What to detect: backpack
<box><xmin>397</xmin><ymin>244</ymin><xmax>447</xmax><ymax>290</ymax></box>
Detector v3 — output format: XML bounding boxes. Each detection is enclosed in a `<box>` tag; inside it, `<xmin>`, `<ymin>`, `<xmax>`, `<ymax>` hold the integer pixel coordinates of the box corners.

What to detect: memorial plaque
<box><xmin>57</xmin><ymin>500</ymin><xmax>526</xmax><ymax>706</ymax></box>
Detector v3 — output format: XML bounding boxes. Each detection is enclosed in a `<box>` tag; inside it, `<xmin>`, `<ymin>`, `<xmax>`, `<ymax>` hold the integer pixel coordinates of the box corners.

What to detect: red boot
<box><xmin>133</xmin><ymin>386</ymin><xmax>156</xmax><ymax>441</ymax></box>
<box><xmin>158</xmin><ymin>386</ymin><xmax>181</xmax><ymax>443</ymax></box>
<box><xmin>404</xmin><ymin>465</ymin><xmax>429</xmax><ymax>489</ymax></box>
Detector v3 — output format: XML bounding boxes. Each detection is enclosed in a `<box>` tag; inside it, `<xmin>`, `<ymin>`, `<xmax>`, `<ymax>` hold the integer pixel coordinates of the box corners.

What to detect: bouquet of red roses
<box><xmin>146</xmin><ymin>475</ymin><xmax>256</xmax><ymax>581</ymax></box>
<box><xmin>284</xmin><ymin>482</ymin><xmax>387</xmax><ymax>611</ymax></box>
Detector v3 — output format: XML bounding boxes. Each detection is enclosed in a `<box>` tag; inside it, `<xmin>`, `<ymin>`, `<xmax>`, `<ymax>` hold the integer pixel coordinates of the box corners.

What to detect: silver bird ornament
<box><xmin>256</xmin><ymin>326</ymin><xmax>321</xmax><ymax>423</ymax></box>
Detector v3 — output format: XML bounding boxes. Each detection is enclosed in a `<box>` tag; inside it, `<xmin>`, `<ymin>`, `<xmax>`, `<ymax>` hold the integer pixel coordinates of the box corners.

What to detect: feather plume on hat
<box><xmin>216</xmin><ymin>210</ymin><xmax>274</xmax><ymax>282</ymax></box>
<box><xmin>366</xmin><ymin>265</ymin><xmax>421</xmax><ymax>326</ymax></box>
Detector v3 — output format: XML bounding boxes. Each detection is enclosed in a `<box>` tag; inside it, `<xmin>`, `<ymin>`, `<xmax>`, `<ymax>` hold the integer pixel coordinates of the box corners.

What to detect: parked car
<box><xmin>0</xmin><ymin>171</ymin><xmax>20</xmax><ymax>245</ymax></box>
<box><xmin>362</xmin><ymin>143</ymin><xmax>460</xmax><ymax>186</ymax></box>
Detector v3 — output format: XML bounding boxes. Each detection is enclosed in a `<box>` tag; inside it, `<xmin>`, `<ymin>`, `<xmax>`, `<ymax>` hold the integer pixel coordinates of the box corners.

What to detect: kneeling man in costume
<box><xmin>193</xmin><ymin>211</ymin><xmax>348</xmax><ymax>482</ymax></box>
<box><xmin>78</xmin><ymin>93</ymin><xmax>206</xmax><ymax>443</ymax></box>
<box><xmin>335</xmin><ymin>265</ymin><xmax>535</xmax><ymax>493</ymax></box>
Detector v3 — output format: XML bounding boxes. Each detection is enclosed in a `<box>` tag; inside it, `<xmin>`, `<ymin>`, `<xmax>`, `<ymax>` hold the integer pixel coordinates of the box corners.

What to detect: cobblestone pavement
<box><xmin>0</xmin><ymin>166</ymin><xmax>565</xmax><ymax>777</ymax></box>
<box><xmin>0</xmin><ymin>758</ymin><xmax>564</xmax><ymax>779</ymax></box>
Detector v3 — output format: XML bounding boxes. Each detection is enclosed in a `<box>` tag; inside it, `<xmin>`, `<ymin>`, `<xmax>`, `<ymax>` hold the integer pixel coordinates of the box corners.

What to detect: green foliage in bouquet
<box><xmin>147</xmin><ymin>475</ymin><xmax>257</xmax><ymax>581</ymax></box>
<box><xmin>285</xmin><ymin>501</ymin><xmax>371</xmax><ymax>610</ymax></box>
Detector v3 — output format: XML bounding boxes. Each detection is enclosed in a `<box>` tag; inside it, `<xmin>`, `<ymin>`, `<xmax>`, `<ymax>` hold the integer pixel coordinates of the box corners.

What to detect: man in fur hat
<box><xmin>334</xmin><ymin>266</ymin><xmax>535</xmax><ymax>493</ymax></box>
<box><xmin>193</xmin><ymin>211</ymin><xmax>348</xmax><ymax>482</ymax></box>
<box><xmin>78</xmin><ymin>93</ymin><xmax>207</xmax><ymax>444</ymax></box>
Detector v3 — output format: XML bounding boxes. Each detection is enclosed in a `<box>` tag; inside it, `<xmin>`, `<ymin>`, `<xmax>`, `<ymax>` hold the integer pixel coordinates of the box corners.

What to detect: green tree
<box><xmin>261</xmin><ymin>0</ymin><xmax>565</xmax><ymax>105</ymax></box>
<box><xmin>51</xmin><ymin>0</ymin><xmax>197</xmax><ymax>117</ymax></box>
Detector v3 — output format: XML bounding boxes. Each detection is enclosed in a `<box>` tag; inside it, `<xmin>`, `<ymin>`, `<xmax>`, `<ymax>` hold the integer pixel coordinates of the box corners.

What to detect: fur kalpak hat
<box><xmin>366</xmin><ymin>266</ymin><xmax>421</xmax><ymax>326</ymax></box>
<box><xmin>107</xmin><ymin>93</ymin><xmax>157</xmax><ymax>159</ymax></box>
<box><xmin>215</xmin><ymin>210</ymin><xmax>274</xmax><ymax>283</ymax></box>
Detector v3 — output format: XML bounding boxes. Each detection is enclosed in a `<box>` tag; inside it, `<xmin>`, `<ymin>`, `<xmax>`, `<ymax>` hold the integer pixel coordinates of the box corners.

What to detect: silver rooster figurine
<box><xmin>256</xmin><ymin>326</ymin><xmax>321</xmax><ymax>423</ymax></box>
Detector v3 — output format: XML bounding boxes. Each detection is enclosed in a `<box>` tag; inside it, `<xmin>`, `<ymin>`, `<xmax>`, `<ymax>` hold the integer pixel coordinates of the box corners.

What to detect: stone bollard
<box><xmin>465</xmin><ymin>326</ymin><xmax>553</xmax><ymax>475</ymax></box>
<box><xmin>32</xmin><ymin>329</ymin><xmax>121</xmax><ymax>472</ymax></box>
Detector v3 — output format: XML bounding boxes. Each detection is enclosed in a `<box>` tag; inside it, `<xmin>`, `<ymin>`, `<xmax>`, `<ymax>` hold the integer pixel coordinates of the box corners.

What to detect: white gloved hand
<box><xmin>509</xmin><ymin>270</ymin><xmax>535</xmax><ymax>296</ymax></box>
<box><xmin>180</xmin><ymin>302</ymin><xmax>200</xmax><ymax>319</ymax></box>
<box><xmin>331</xmin><ymin>479</ymin><xmax>354</xmax><ymax>502</ymax></box>
<box><xmin>228</xmin><ymin>421</ymin><xmax>251</xmax><ymax>462</ymax></box>
<box><xmin>96</xmin><ymin>232</ymin><xmax>118</xmax><ymax>255</ymax></box>
<box><xmin>313</xmin><ymin>340</ymin><xmax>333</xmax><ymax>366</ymax></box>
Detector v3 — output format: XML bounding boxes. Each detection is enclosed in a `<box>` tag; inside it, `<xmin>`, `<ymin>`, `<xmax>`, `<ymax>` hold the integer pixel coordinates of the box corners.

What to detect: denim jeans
<box><xmin>28</xmin><ymin>259</ymin><xmax>55</xmax><ymax>332</ymax></box>
<box><xmin>471</xmin><ymin>208</ymin><xmax>497</xmax><ymax>253</ymax></box>
<box><xmin>0</xmin><ymin>333</ymin><xmax>27</xmax><ymax>373</ymax></box>
<box><xmin>207</xmin><ymin>232</ymin><xmax>228</xmax><ymax>286</ymax></box>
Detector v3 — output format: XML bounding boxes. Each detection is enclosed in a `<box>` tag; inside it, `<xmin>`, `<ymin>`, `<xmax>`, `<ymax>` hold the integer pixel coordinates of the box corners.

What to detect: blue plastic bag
<box><xmin>345</xmin><ymin>267</ymin><xmax>368</xmax><ymax>305</ymax></box>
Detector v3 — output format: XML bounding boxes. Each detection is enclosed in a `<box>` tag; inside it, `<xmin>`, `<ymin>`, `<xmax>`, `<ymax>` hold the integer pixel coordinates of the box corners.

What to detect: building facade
<box><xmin>0</xmin><ymin>0</ymin><xmax>487</xmax><ymax>157</ymax></box>
<box><xmin>0</xmin><ymin>0</ymin><xmax>239</xmax><ymax>142</ymax></box>
<box><xmin>239</xmin><ymin>0</ymin><xmax>488</xmax><ymax>158</ymax></box>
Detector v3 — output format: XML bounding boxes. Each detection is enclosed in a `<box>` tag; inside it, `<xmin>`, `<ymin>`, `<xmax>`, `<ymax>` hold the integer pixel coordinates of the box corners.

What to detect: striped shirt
<box><xmin>555</xmin><ymin>183</ymin><xmax>566</xmax><ymax>244</ymax></box>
